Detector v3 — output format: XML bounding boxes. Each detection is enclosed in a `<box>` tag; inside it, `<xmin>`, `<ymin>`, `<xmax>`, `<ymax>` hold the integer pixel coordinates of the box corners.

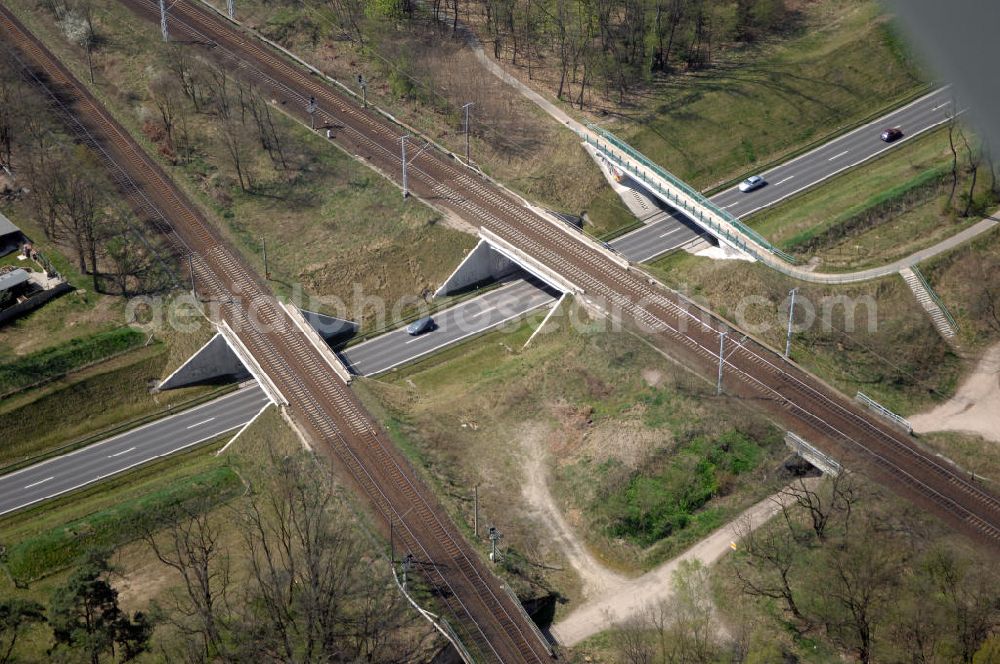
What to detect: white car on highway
<box><xmin>738</xmin><ymin>175</ymin><xmax>766</xmax><ymax>192</ymax></box>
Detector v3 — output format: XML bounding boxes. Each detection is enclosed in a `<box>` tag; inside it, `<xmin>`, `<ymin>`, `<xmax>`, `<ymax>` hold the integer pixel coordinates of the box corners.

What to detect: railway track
<box><xmin>113</xmin><ymin>0</ymin><xmax>1000</xmax><ymax>549</ymax></box>
<box><xmin>0</xmin><ymin>6</ymin><xmax>553</xmax><ymax>662</ymax></box>
<box><xmin>4</xmin><ymin>0</ymin><xmax>997</xmax><ymax>657</ymax></box>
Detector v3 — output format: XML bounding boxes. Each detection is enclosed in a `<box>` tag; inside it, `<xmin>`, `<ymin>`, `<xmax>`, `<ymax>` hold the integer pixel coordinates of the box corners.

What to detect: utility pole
<box><xmin>159</xmin><ymin>0</ymin><xmax>169</xmax><ymax>42</ymax></box>
<box><xmin>717</xmin><ymin>330</ymin><xmax>728</xmax><ymax>396</ymax></box>
<box><xmin>473</xmin><ymin>485</ymin><xmax>479</xmax><ymax>539</ymax></box>
<box><xmin>357</xmin><ymin>74</ymin><xmax>367</xmax><ymax>109</ymax></box>
<box><xmin>488</xmin><ymin>526</ymin><xmax>502</xmax><ymax>563</ymax></box>
<box><xmin>784</xmin><ymin>287</ymin><xmax>798</xmax><ymax>359</ymax></box>
<box><xmin>306</xmin><ymin>96</ymin><xmax>317</xmax><ymax>130</ymax></box>
<box><xmin>261</xmin><ymin>236</ymin><xmax>269</xmax><ymax>280</ymax></box>
<box><xmin>461</xmin><ymin>102</ymin><xmax>474</xmax><ymax>165</ymax></box>
<box><xmin>188</xmin><ymin>253</ymin><xmax>195</xmax><ymax>296</ymax></box>
<box><xmin>86</xmin><ymin>42</ymin><xmax>94</xmax><ymax>84</ymax></box>
<box><xmin>401</xmin><ymin>553</ymin><xmax>413</xmax><ymax>591</ymax></box>
<box><xmin>401</xmin><ymin>134</ymin><xmax>411</xmax><ymax>198</ymax></box>
<box><xmin>226</xmin><ymin>0</ymin><xmax>234</xmax><ymax>19</ymax></box>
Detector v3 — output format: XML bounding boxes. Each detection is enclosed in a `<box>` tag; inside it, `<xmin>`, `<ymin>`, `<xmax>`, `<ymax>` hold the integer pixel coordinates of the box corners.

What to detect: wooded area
<box><xmin>0</xmin><ymin>44</ymin><xmax>170</xmax><ymax>296</ymax></box>
<box><xmin>324</xmin><ymin>0</ymin><xmax>789</xmax><ymax>107</ymax></box>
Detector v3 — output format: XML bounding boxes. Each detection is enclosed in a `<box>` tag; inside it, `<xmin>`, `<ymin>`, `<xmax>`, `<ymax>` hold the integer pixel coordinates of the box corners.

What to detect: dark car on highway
<box><xmin>880</xmin><ymin>127</ymin><xmax>903</xmax><ymax>142</ymax></box>
<box><xmin>406</xmin><ymin>316</ymin><xmax>434</xmax><ymax>335</ymax></box>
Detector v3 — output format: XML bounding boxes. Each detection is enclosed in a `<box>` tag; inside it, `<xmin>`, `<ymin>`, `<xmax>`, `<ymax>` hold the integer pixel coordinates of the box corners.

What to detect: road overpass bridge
<box><xmin>580</xmin><ymin>124</ymin><xmax>801</xmax><ymax>267</ymax></box>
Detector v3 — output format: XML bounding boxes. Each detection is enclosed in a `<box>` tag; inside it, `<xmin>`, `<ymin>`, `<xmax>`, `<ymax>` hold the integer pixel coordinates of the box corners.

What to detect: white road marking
<box><xmin>186</xmin><ymin>417</ymin><xmax>216</xmax><ymax>429</ymax></box>
<box><xmin>931</xmin><ymin>102</ymin><xmax>950</xmax><ymax>111</ymax></box>
<box><xmin>658</xmin><ymin>226</ymin><xmax>685</xmax><ymax>239</ymax></box>
<box><xmin>470</xmin><ymin>306</ymin><xmax>497</xmax><ymax>319</ymax></box>
<box><xmin>774</xmin><ymin>176</ymin><xmax>794</xmax><ymax>186</ymax></box>
<box><xmin>108</xmin><ymin>447</ymin><xmax>136</xmax><ymax>458</ymax></box>
<box><xmin>828</xmin><ymin>150</ymin><xmax>849</xmax><ymax>161</ymax></box>
<box><xmin>364</xmin><ymin>300</ymin><xmax>556</xmax><ymax>376</ymax></box>
<box><xmin>404</xmin><ymin>334</ymin><xmax>429</xmax><ymax>344</ymax></box>
<box><xmin>24</xmin><ymin>476</ymin><xmax>54</xmax><ymax>489</ymax></box>
<box><xmin>721</xmin><ymin>203</ymin><xmax>736</xmax><ymax>209</ymax></box>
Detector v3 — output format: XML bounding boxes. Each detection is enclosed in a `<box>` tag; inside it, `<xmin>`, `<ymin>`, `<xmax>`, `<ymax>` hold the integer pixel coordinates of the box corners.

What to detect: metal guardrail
<box><xmin>910</xmin><ymin>265</ymin><xmax>958</xmax><ymax>331</ymax></box>
<box><xmin>785</xmin><ymin>431</ymin><xmax>842</xmax><ymax>476</ymax></box>
<box><xmin>584</xmin><ymin>125</ymin><xmax>801</xmax><ymax>265</ymax></box>
<box><xmin>856</xmin><ymin>391</ymin><xmax>913</xmax><ymax>434</ymax></box>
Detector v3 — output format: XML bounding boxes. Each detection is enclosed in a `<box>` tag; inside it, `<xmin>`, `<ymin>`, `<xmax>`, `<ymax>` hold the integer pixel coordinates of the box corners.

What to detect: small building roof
<box><xmin>0</xmin><ymin>211</ymin><xmax>21</xmax><ymax>238</ymax></box>
<box><xmin>0</xmin><ymin>268</ymin><xmax>29</xmax><ymax>292</ymax></box>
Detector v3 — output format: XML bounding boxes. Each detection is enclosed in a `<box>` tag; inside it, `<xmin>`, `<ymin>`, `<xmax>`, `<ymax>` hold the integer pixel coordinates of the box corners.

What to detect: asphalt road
<box><xmin>0</xmin><ymin>384</ymin><xmax>270</xmax><ymax>516</ymax></box>
<box><xmin>340</xmin><ymin>276</ymin><xmax>559</xmax><ymax>376</ymax></box>
<box><xmin>609</xmin><ymin>87</ymin><xmax>954</xmax><ymax>262</ymax></box>
<box><xmin>0</xmin><ymin>280</ymin><xmax>558</xmax><ymax>515</ymax></box>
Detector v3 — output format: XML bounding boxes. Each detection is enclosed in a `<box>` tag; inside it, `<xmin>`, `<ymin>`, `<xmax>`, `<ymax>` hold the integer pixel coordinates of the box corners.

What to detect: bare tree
<box><xmin>925</xmin><ymin>548</ymin><xmax>999</xmax><ymax>663</ymax></box>
<box><xmin>234</xmin><ymin>452</ymin><xmax>425</xmax><ymax>663</ymax></box>
<box><xmin>734</xmin><ymin>514</ymin><xmax>810</xmax><ymax>629</ymax></box>
<box><xmin>663</xmin><ymin>560</ymin><xmax>720</xmax><ymax>663</ymax></box>
<box><xmin>143</xmin><ymin>500</ymin><xmax>233</xmax><ymax>661</ymax></box>
<box><xmin>163</xmin><ymin>44</ymin><xmax>206</xmax><ymax>112</ymax></box>
<box><xmin>149</xmin><ymin>72</ymin><xmax>183</xmax><ymax>153</ymax></box>
<box><xmin>778</xmin><ymin>472</ymin><xmax>858</xmax><ymax>543</ymax></box>
<box><xmin>959</xmin><ymin>128</ymin><xmax>981</xmax><ymax>217</ymax></box>
<box><xmin>103</xmin><ymin>208</ymin><xmax>155</xmax><ymax>296</ymax></box>
<box><xmin>612</xmin><ymin>613</ymin><xmax>655</xmax><ymax>664</ymax></box>
<box><xmin>219</xmin><ymin>114</ymin><xmax>253</xmax><ymax>192</ymax></box>
<box><xmin>821</xmin><ymin>537</ymin><xmax>902</xmax><ymax>664</ymax></box>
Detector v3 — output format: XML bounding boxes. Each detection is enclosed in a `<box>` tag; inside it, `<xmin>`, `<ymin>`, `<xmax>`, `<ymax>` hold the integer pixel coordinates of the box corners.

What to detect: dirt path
<box><xmin>910</xmin><ymin>341</ymin><xmax>1000</xmax><ymax>442</ymax></box>
<box><xmin>520</xmin><ymin>429</ymin><xmax>627</xmax><ymax>598</ymax></box>
<box><xmin>548</xmin><ymin>488</ymin><xmax>795</xmax><ymax>647</ymax></box>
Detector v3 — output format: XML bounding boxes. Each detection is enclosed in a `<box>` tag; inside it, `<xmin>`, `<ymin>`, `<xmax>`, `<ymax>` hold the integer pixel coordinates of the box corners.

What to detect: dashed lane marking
<box><xmin>25</xmin><ymin>476</ymin><xmax>54</xmax><ymax>489</ymax></box>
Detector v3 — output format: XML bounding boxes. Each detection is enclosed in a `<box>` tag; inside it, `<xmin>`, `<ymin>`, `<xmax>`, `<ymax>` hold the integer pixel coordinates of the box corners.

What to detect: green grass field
<box><xmin>0</xmin><ymin>441</ymin><xmax>239</xmax><ymax>585</ymax></box>
<box><xmin>625</xmin><ymin>1</ymin><xmax>926</xmax><ymax>192</ymax></box>
<box><xmin>0</xmin><ymin>326</ymin><xmax>145</xmax><ymax>396</ymax></box>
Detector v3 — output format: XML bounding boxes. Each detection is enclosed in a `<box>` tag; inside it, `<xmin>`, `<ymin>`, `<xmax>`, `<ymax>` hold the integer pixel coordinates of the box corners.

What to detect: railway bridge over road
<box><xmin>10</xmin><ymin>0</ymin><xmax>999</xmax><ymax>658</ymax></box>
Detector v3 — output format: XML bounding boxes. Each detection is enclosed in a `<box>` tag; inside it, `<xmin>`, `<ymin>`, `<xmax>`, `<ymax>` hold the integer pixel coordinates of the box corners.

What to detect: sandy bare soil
<box><xmin>910</xmin><ymin>342</ymin><xmax>1000</xmax><ymax>442</ymax></box>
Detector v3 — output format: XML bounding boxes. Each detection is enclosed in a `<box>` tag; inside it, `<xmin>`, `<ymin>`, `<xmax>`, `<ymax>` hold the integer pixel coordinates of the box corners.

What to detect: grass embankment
<box><xmin>0</xmin><ymin>339</ymin><xmax>218</xmax><ymax>469</ymax></box>
<box><xmin>0</xmin><ymin>326</ymin><xmax>145</xmax><ymax>396</ymax></box>
<box><xmin>918</xmin><ymin>431</ymin><xmax>1000</xmax><ymax>486</ymax></box>
<box><xmin>6</xmin><ymin>0</ymin><xmax>474</xmax><ymax>330</ymax></box>
<box><xmin>0</xmin><ymin>442</ymin><xmax>239</xmax><ymax>586</ymax></box>
<box><xmin>750</xmin><ymin>128</ymin><xmax>991</xmax><ymax>270</ymax></box>
<box><xmin>644</xmin><ymin>253</ymin><xmax>961</xmax><ymax>415</ymax></box>
<box><xmin>355</xmin><ymin>301</ymin><xmax>791</xmax><ymax>613</ymax></box>
<box><xmin>626</xmin><ymin>1</ymin><xmax>926</xmax><ymax>192</ymax></box>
